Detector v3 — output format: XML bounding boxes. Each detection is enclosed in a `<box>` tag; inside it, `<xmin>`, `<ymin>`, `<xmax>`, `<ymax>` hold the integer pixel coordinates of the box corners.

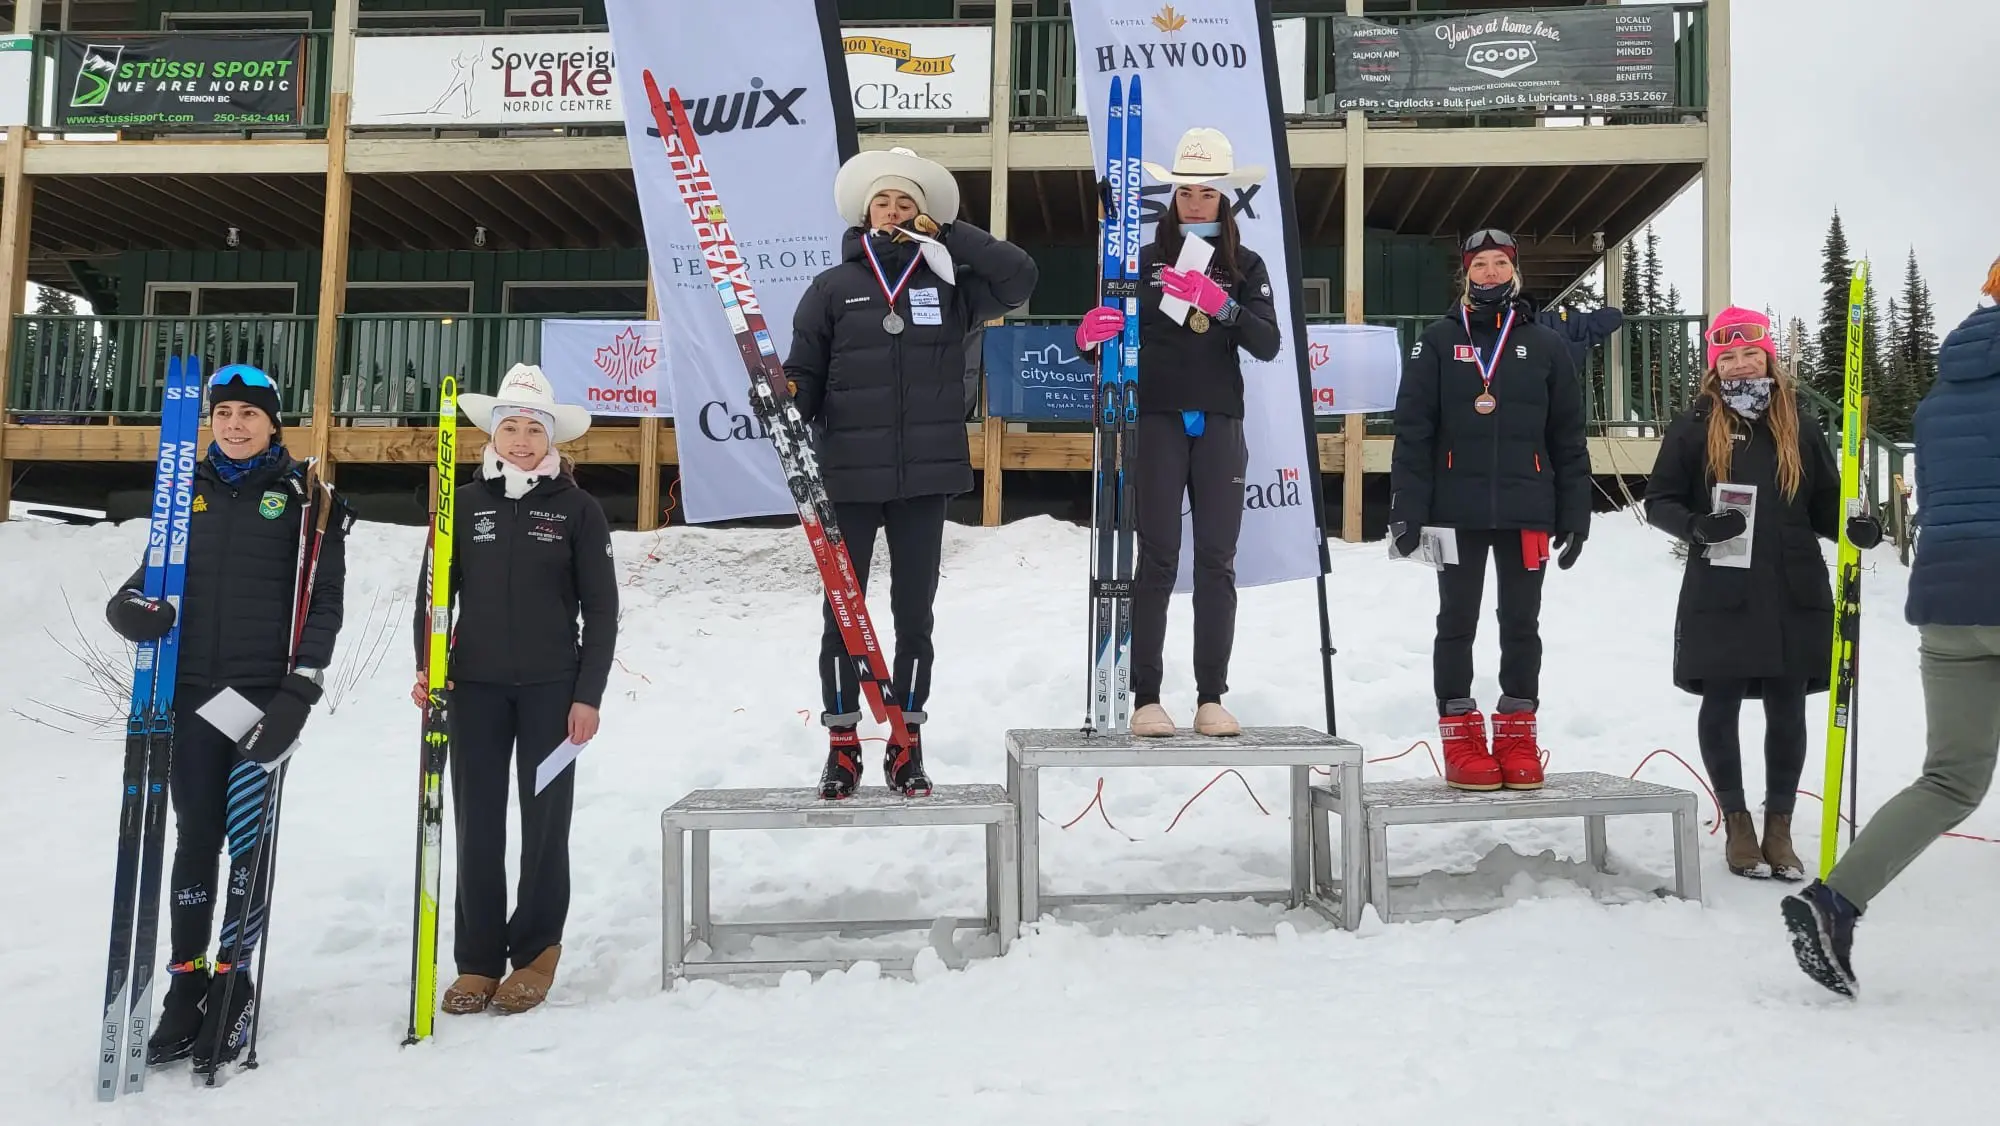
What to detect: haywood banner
<box><xmin>354</xmin><ymin>25</ymin><xmax>992</xmax><ymax>127</ymax></box>
<box><xmin>1329</xmin><ymin>6</ymin><xmax>1678</xmax><ymax>113</ymax></box>
<box><xmin>1070</xmin><ymin>0</ymin><xmax>1325</xmax><ymax>593</ymax></box>
<box><xmin>605</xmin><ymin>0</ymin><xmax>855</xmax><ymax>524</ymax></box>
<box><xmin>540</xmin><ymin>320</ymin><xmax>671</xmax><ymax>419</ymax></box>
<box><xmin>351</xmin><ymin>32</ymin><xmax>619</xmax><ymax>126</ymax></box>
<box><xmin>1307</xmin><ymin>323</ymin><xmax>1403</xmax><ymax>416</ymax></box>
<box><xmin>57</xmin><ymin>35</ymin><xmax>304</xmax><ymax>129</ymax></box>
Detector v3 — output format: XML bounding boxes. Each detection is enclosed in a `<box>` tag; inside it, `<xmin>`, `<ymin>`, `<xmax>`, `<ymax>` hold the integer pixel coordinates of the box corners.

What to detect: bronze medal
<box><xmin>1474</xmin><ymin>391</ymin><xmax>1497</xmax><ymax>415</ymax></box>
<box><xmin>1188</xmin><ymin>309</ymin><xmax>1210</xmax><ymax>334</ymax></box>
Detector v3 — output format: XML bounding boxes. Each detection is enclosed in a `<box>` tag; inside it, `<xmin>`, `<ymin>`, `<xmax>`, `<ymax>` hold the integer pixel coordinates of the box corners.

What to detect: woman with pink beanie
<box><xmin>1643</xmin><ymin>307</ymin><xmax>1882</xmax><ymax>880</ymax></box>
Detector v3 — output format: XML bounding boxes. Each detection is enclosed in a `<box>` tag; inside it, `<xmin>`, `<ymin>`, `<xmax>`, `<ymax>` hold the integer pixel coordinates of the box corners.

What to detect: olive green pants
<box><xmin>1826</xmin><ymin>625</ymin><xmax>2000</xmax><ymax>910</ymax></box>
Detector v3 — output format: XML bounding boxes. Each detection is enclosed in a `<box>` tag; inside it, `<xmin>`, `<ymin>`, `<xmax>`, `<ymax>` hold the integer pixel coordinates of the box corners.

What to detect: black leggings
<box><xmin>1697</xmin><ymin>678</ymin><xmax>1809</xmax><ymax>815</ymax></box>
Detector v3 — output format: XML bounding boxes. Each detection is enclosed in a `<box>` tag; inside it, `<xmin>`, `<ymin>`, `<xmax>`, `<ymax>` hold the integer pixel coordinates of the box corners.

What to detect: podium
<box><xmin>1005</xmin><ymin>727</ymin><xmax>1367</xmax><ymax>930</ymax></box>
<box><xmin>659</xmin><ymin>785</ymin><xmax>1020</xmax><ymax>983</ymax></box>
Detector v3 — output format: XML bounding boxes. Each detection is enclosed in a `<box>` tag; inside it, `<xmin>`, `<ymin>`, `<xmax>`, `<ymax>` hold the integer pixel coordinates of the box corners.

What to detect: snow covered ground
<box><xmin>3</xmin><ymin>508</ymin><xmax>1996</xmax><ymax>1124</ymax></box>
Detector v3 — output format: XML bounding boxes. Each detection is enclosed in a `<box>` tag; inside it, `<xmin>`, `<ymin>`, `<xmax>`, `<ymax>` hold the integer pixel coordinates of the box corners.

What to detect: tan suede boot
<box><xmin>492</xmin><ymin>946</ymin><xmax>560</xmax><ymax>1014</ymax></box>
<box><xmin>441</xmin><ymin>974</ymin><xmax>499</xmax><ymax>1015</ymax></box>
<box><xmin>1723</xmin><ymin>811</ymin><xmax>1770</xmax><ymax>878</ymax></box>
<box><xmin>1763</xmin><ymin>812</ymin><xmax>1804</xmax><ymax>882</ymax></box>
<box><xmin>1130</xmin><ymin>703</ymin><xmax>1177</xmax><ymax>738</ymax></box>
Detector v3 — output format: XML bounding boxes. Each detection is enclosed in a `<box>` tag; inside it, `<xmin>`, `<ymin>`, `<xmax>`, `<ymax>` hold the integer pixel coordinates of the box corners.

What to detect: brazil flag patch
<box><xmin>259</xmin><ymin>491</ymin><xmax>287</xmax><ymax>520</ymax></box>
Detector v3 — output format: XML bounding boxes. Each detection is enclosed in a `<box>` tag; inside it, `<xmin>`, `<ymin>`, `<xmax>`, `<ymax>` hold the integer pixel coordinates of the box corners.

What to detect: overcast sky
<box><xmin>1651</xmin><ymin>0</ymin><xmax>1997</xmax><ymax>330</ymax></box>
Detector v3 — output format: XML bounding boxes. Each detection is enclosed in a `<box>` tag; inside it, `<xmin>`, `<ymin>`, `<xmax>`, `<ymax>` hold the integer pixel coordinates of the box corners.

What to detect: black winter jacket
<box><xmin>413</xmin><ymin>472</ymin><xmax>619</xmax><ymax>708</ymax></box>
<box><xmin>113</xmin><ymin>453</ymin><xmax>352</xmax><ymax>689</ymax></box>
<box><xmin>1389</xmin><ymin>301</ymin><xmax>1591</xmax><ymax>536</ymax></box>
<box><xmin>785</xmin><ymin>221</ymin><xmax>1038</xmax><ymax>503</ymax></box>
<box><xmin>1644</xmin><ymin>399</ymin><xmax>1842</xmax><ymax>696</ymax></box>
<box><xmin>1089</xmin><ymin>239</ymin><xmax>1283</xmax><ymax>417</ymax></box>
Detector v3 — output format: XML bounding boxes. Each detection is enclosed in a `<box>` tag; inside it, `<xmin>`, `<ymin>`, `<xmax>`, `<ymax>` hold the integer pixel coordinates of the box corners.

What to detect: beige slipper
<box><xmin>1193</xmin><ymin>702</ymin><xmax>1241</xmax><ymax>737</ymax></box>
<box><xmin>491</xmin><ymin>945</ymin><xmax>560</xmax><ymax>1014</ymax></box>
<box><xmin>441</xmin><ymin>973</ymin><xmax>499</xmax><ymax>1015</ymax></box>
<box><xmin>1130</xmin><ymin>703</ymin><xmax>1177</xmax><ymax>738</ymax></box>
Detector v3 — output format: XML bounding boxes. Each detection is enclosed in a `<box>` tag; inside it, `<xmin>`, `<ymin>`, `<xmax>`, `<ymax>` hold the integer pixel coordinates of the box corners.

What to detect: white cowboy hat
<box><xmin>458</xmin><ymin>363</ymin><xmax>593</xmax><ymax>444</ymax></box>
<box><xmin>1142</xmin><ymin>127</ymin><xmax>1266</xmax><ymax>188</ymax></box>
<box><xmin>833</xmin><ymin>146</ymin><xmax>961</xmax><ymax>227</ymax></box>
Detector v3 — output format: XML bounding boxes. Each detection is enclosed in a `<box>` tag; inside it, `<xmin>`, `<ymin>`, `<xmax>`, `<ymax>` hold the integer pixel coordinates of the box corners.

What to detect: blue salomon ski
<box><xmin>1087</xmin><ymin>74</ymin><xmax>1142</xmax><ymax>734</ymax></box>
<box><xmin>99</xmin><ymin>356</ymin><xmax>201</xmax><ymax>1100</ymax></box>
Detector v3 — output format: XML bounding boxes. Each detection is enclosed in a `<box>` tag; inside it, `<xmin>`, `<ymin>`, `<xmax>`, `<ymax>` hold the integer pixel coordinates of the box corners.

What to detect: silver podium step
<box><xmin>1311</xmin><ymin>770</ymin><xmax>1704</xmax><ymax>923</ymax></box>
<box><xmin>1005</xmin><ymin>727</ymin><xmax>1367</xmax><ymax>930</ymax></box>
<box><xmin>659</xmin><ymin>785</ymin><xmax>1020</xmax><ymax>983</ymax></box>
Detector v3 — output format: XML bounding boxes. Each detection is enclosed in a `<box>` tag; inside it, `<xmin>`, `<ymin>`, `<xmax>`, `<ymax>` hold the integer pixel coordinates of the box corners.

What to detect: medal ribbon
<box><xmin>1459</xmin><ymin>304</ymin><xmax>1517</xmax><ymax>400</ymax></box>
<box><xmin>862</xmin><ymin>232</ymin><xmax>924</xmax><ymax>313</ymax></box>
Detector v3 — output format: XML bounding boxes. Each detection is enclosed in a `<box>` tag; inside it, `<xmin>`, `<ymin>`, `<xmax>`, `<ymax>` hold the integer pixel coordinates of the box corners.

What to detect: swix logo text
<box><xmin>645</xmin><ymin>78</ymin><xmax>805</xmax><ymax>138</ymax></box>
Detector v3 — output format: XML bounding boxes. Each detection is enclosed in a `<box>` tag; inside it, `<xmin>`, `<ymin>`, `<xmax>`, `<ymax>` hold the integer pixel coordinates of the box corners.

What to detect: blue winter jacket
<box><xmin>1906</xmin><ymin>302</ymin><xmax>2000</xmax><ymax>626</ymax></box>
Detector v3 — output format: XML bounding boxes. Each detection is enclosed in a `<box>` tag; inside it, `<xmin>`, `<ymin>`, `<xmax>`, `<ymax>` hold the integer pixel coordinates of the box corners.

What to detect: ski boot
<box><xmin>145</xmin><ymin>959</ymin><xmax>210</xmax><ymax>1066</ymax></box>
<box><xmin>819</xmin><ymin>725</ymin><xmax>863</xmax><ymax>800</ymax></box>
<box><xmin>1439</xmin><ymin>699</ymin><xmax>1501</xmax><ymax>791</ymax></box>
<box><xmin>1489</xmin><ymin>696</ymin><xmax>1545</xmax><ymax>790</ymax></box>
<box><xmin>190</xmin><ymin>968</ymin><xmax>256</xmax><ymax>1076</ymax></box>
<box><xmin>884</xmin><ymin>718</ymin><xmax>932</xmax><ymax>797</ymax></box>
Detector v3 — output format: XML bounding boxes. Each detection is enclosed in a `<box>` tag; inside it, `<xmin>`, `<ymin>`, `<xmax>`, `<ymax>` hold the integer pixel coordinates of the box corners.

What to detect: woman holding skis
<box><xmin>1075</xmin><ymin>127</ymin><xmax>1281</xmax><ymax>738</ymax></box>
<box><xmin>410</xmin><ymin>363</ymin><xmax>618</xmax><ymax>1016</ymax></box>
<box><xmin>1387</xmin><ymin>229</ymin><xmax>1591</xmax><ymax>792</ymax></box>
<box><xmin>1644</xmin><ymin>307</ymin><xmax>1882</xmax><ymax>880</ymax></box>
<box><xmin>104</xmin><ymin>363</ymin><xmax>351</xmax><ymax>1073</ymax></box>
<box><xmin>784</xmin><ymin>146</ymin><xmax>1038</xmax><ymax>799</ymax></box>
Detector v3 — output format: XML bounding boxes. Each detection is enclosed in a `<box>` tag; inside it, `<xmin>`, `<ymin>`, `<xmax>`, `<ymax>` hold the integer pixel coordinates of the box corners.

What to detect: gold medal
<box><xmin>1188</xmin><ymin>309</ymin><xmax>1210</xmax><ymax>334</ymax></box>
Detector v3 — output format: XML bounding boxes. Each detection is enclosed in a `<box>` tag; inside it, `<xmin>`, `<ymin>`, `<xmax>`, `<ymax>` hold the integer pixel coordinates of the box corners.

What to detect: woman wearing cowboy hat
<box><xmin>1074</xmin><ymin>126</ymin><xmax>1282</xmax><ymax>738</ymax></box>
<box><xmin>784</xmin><ymin>146</ymin><xmax>1038</xmax><ymax>798</ymax></box>
<box><xmin>409</xmin><ymin>363</ymin><xmax>619</xmax><ymax>1015</ymax></box>
<box><xmin>1387</xmin><ymin>230</ymin><xmax>1591</xmax><ymax>792</ymax></box>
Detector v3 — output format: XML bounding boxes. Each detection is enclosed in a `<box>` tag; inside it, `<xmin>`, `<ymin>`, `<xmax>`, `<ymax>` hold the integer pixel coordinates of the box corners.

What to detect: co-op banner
<box><xmin>540</xmin><ymin>320</ymin><xmax>671</xmax><ymax>418</ymax></box>
<box><xmin>1071</xmin><ymin>0</ymin><xmax>1324</xmax><ymax>593</ymax></box>
<box><xmin>605</xmin><ymin>0</ymin><xmax>854</xmax><ymax>524</ymax></box>
<box><xmin>1329</xmin><ymin>6</ymin><xmax>1678</xmax><ymax>113</ymax></box>
<box><xmin>57</xmin><ymin>35</ymin><xmax>305</xmax><ymax>129</ymax></box>
<box><xmin>353</xmin><ymin>24</ymin><xmax>990</xmax><ymax>127</ymax></box>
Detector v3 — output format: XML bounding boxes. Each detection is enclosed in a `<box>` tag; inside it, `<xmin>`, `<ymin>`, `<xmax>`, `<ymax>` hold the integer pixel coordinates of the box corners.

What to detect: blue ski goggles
<box><xmin>209</xmin><ymin>364</ymin><xmax>278</xmax><ymax>391</ymax></box>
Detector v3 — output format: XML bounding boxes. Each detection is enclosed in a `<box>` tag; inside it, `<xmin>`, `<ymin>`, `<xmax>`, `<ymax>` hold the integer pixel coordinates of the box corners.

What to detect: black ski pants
<box><xmin>169</xmin><ymin>685</ymin><xmax>280</xmax><ymax>970</ymax></box>
<box><xmin>818</xmin><ymin>494</ymin><xmax>948</xmax><ymax>727</ymax></box>
<box><xmin>1697</xmin><ymin>677</ymin><xmax>1810</xmax><ymax>816</ymax></box>
<box><xmin>448</xmin><ymin>679</ymin><xmax>575</xmax><ymax>979</ymax></box>
<box><xmin>1434</xmin><ymin>529</ymin><xmax>1547</xmax><ymax>710</ymax></box>
<box><xmin>1132</xmin><ymin>411</ymin><xmax>1248</xmax><ymax>704</ymax></box>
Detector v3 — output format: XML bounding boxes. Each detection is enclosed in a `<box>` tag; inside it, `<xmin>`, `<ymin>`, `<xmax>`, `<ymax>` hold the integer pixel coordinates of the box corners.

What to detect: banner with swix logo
<box><xmin>605</xmin><ymin>0</ymin><xmax>854</xmax><ymax>523</ymax></box>
<box><xmin>1070</xmin><ymin>0</ymin><xmax>1326</xmax><ymax>593</ymax></box>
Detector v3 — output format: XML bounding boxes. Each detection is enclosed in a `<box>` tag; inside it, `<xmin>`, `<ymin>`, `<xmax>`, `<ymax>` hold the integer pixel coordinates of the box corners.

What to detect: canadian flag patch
<box><xmin>1453</xmin><ymin>344</ymin><xmax>1477</xmax><ymax>363</ymax></box>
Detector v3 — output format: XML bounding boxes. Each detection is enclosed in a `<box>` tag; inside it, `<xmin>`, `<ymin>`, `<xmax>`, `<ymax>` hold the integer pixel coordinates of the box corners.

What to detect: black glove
<box><xmin>236</xmin><ymin>672</ymin><xmax>323</xmax><ymax>765</ymax></box>
<box><xmin>1391</xmin><ymin>524</ymin><xmax>1423</xmax><ymax>559</ymax></box>
<box><xmin>107</xmin><ymin>589</ymin><xmax>175</xmax><ymax>643</ymax></box>
<box><xmin>1845</xmin><ymin>514</ymin><xmax>1885</xmax><ymax>549</ymax></box>
<box><xmin>1689</xmin><ymin>510</ymin><xmax>1747</xmax><ymax>546</ymax></box>
<box><xmin>1555</xmin><ymin>531</ymin><xmax>1586</xmax><ymax>570</ymax></box>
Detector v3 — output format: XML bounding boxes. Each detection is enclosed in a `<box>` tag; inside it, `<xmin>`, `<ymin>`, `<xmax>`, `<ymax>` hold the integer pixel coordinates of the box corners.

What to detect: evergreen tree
<box><xmin>1814</xmin><ymin>210</ymin><xmax>1854</xmax><ymax>405</ymax></box>
<box><xmin>1859</xmin><ymin>276</ymin><xmax>1888</xmax><ymax>430</ymax></box>
<box><xmin>1879</xmin><ymin>295</ymin><xmax>1911</xmax><ymax>438</ymax></box>
<box><xmin>1788</xmin><ymin>315</ymin><xmax>1818</xmax><ymax>386</ymax></box>
<box><xmin>1641</xmin><ymin>226</ymin><xmax>1664</xmax><ymax>315</ymax></box>
<box><xmin>1899</xmin><ymin>250</ymin><xmax>1940</xmax><ymax>434</ymax></box>
<box><xmin>1620</xmin><ymin>235</ymin><xmax>1643</xmax><ymax>315</ymax></box>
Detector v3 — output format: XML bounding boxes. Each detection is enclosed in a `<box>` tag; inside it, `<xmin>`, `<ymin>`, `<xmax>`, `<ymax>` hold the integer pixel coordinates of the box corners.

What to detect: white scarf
<box><xmin>483</xmin><ymin>446</ymin><xmax>560</xmax><ymax>500</ymax></box>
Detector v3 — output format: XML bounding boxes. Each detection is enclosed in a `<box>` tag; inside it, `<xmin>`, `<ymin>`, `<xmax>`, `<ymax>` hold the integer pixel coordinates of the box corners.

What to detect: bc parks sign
<box><xmin>1330</xmin><ymin>7</ymin><xmax>1678</xmax><ymax>113</ymax></box>
<box><xmin>59</xmin><ymin>35</ymin><xmax>304</xmax><ymax>128</ymax></box>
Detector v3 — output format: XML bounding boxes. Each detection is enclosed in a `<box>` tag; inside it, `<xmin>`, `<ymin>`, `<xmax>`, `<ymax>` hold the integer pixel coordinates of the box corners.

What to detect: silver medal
<box><xmin>883</xmin><ymin>311</ymin><xmax>906</xmax><ymax>335</ymax></box>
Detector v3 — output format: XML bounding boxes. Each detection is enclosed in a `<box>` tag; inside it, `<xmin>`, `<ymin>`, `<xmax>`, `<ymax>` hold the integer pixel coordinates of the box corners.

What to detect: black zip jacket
<box><xmin>413</xmin><ymin>472</ymin><xmax>619</xmax><ymax>708</ymax></box>
<box><xmin>112</xmin><ymin>453</ymin><xmax>352</xmax><ymax>688</ymax></box>
<box><xmin>784</xmin><ymin>220</ymin><xmax>1038</xmax><ymax>503</ymax></box>
<box><xmin>1105</xmin><ymin>239</ymin><xmax>1282</xmax><ymax>417</ymax></box>
<box><xmin>1389</xmin><ymin>301</ymin><xmax>1591</xmax><ymax>536</ymax></box>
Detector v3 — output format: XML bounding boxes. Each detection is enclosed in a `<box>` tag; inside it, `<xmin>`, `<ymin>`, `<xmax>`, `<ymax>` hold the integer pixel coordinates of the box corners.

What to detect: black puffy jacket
<box><xmin>784</xmin><ymin>221</ymin><xmax>1038</xmax><ymax>503</ymax></box>
<box><xmin>1644</xmin><ymin>398</ymin><xmax>1842</xmax><ymax>696</ymax></box>
<box><xmin>413</xmin><ymin>471</ymin><xmax>619</xmax><ymax>708</ymax></box>
<box><xmin>1388</xmin><ymin>301</ymin><xmax>1591</xmax><ymax>537</ymax></box>
<box><xmin>1106</xmin><ymin>239</ymin><xmax>1282</xmax><ymax>417</ymax></box>
<box><xmin>112</xmin><ymin>452</ymin><xmax>351</xmax><ymax>689</ymax></box>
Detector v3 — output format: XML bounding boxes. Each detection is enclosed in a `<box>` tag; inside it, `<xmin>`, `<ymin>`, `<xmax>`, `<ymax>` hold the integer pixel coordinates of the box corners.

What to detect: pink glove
<box><xmin>1162</xmin><ymin>267</ymin><xmax>1230</xmax><ymax>316</ymax></box>
<box><xmin>1076</xmin><ymin>305</ymin><xmax>1126</xmax><ymax>349</ymax></box>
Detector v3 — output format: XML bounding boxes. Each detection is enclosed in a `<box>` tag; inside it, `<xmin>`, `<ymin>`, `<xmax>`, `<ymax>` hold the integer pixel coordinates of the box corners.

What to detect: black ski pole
<box><xmin>198</xmin><ymin>769</ymin><xmax>281</xmax><ymax>1087</ymax></box>
<box><xmin>242</xmin><ymin>763</ymin><xmax>289</xmax><ymax>1070</ymax></box>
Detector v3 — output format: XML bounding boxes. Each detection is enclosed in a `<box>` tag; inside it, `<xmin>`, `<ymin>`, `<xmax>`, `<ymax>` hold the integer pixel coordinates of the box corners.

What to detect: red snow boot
<box><xmin>1439</xmin><ymin>703</ymin><xmax>1501</xmax><ymax>791</ymax></box>
<box><xmin>1490</xmin><ymin>700</ymin><xmax>1545</xmax><ymax>790</ymax></box>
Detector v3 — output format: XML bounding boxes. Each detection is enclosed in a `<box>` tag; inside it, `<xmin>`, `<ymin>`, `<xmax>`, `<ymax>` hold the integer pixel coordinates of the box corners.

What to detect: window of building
<box><xmin>504</xmin><ymin>8</ymin><xmax>587</xmax><ymax>27</ymax></box>
<box><xmin>145</xmin><ymin>284</ymin><xmax>299</xmax><ymax>317</ymax></box>
<box><xmin>1301</xmin><ymin>277</ymin><xmax>1332</xmax><ymax>317</ymax></box>
<box><xmin>357</xmin><ymin>11</ymin><xmax>488</xmax><ymax>30</ymax></box>
<box><xmin>161</xmin><ymin>12</ymin><xmax>314</xmax><ymax>32</ymax></box>
<box><xmin>344</xmin><ymin>283</ymin><xmax>477</xmax><ymax>315</ymax></box>
<box><xmin>502</xmin><ymin>282</ymin><xmax>648</xmax><ymax>317</ymax></box>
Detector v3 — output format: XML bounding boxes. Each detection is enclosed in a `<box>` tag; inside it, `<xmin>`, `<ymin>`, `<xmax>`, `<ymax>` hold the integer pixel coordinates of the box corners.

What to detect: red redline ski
<box><xmin>640</xmin><ymin>69</ymin><xmax>917</xmax><ymax>770</ymax></box>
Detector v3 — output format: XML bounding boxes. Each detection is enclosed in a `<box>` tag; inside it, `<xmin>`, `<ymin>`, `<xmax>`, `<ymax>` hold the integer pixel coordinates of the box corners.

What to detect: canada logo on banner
<box><xmin>538</xmin><ymin>318</ymin><xmax>672</xmax><ymax>418</ymax></box>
